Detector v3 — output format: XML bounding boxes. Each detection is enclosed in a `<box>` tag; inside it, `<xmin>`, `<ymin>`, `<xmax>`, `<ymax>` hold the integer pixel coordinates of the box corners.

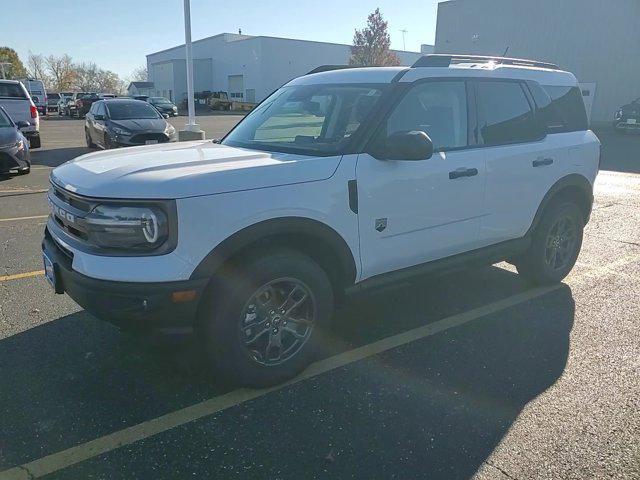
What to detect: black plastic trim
<box><xmin>348</xmin><ymin>180</ymin><xmax>358</xmax><ymax>214</ymax></box>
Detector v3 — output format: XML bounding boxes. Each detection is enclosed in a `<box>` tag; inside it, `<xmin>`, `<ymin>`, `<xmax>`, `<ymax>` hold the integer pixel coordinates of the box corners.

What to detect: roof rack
<box><xmin>306</xmin><ymin>65</ymin><xmax>356</xmax><ymax>75</ymax></box>
<box><xmin>412</xmin><ymin>54</ymin><xmax>560</xmax><ymax>70</ymax></box>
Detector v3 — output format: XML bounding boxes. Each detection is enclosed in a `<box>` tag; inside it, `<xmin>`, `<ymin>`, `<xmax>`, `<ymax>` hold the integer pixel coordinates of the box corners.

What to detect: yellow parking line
<box><xmin>0</xmin><ymin>270</ymin><xmax>45</xmax><ymax>282</ymax></box>
<box><xmin>0</xmin><ymin>285</ymin><xmax>560</xmax><ymax>480</ymax></box>
<box><xmin>0</xmin><ymin>215</ymin><xmax>48</xmax><ymax>223</ymax></box>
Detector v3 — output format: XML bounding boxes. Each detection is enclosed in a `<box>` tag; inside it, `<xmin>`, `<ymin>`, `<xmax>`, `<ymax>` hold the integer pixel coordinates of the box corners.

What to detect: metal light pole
<box><xmin>179</xmin><ymin>0</ymin><xmax>205</xmax><ymax>141</ymax></box>
<box><xmin>399</xmin><ymin>29</ymin><xmax>408</xmax><ymax>51</ymax></box>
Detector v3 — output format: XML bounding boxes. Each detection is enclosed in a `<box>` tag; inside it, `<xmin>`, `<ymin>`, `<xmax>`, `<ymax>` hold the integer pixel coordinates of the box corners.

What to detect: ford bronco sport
<box><xmin>43</xmin><ymin>55</ymin><xmax>600</xmax><ymax>387</ymax></box>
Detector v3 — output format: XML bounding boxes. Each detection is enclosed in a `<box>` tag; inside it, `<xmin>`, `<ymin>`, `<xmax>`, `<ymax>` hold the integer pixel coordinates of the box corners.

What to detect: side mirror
<box><xmin>94</xmin><ymin>114</ymin><xmax>104</xmax><ymax>121</ymax></box>
<box><xmin>162</xmin><ymin>113</ymin><xmax>170</xmax><ymax>119</ymax></box>
<box><xmin>15</xmin><ymin>121</ymin><xmax>30</xmax><ymax>129</ymax></box>
<box><xmin>372</xmin><ymin>130</ymin><xmax>434</xmax><ymax>161</ymax></box>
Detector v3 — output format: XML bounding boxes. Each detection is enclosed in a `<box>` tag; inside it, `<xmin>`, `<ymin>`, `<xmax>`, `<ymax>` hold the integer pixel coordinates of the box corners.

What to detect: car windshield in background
<box><xmin>150</xmin><ymin>97</ymin><xmax>171</xmax><ymax>104</ymax></box>
<box><xmin>0</xmin><ymin>83</ymin><xmax>27</xmax><ymax>99</ymax></box>
<box><xmin>107</xmin><ymin>102</ymin><xmax>162</xmax><ymax>120</ymax></box>
<box><xmin>222</xmin><ymin>84</ymin><xmax>386</xmax><ymax>156</ymax></box>
<box><xmin>0</xmin><ymin>108</ymin><xmax>12</xmax><ymax>127</ymax></box>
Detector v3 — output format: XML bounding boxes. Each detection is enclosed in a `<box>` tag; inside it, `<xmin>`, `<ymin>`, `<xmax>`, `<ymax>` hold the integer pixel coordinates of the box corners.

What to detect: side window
<box><xmin>384</xmin><ymin>81</ymin><xmax>468</xmax><ymax>151</ymax></box>
<box><xmin>97</xmin><ymin>103</ymin><xmax>106</xmax><ymax>116</ymax></box>
<box><xmin>541</xmin><ymin>85</ymin><xmax>588</xmax><ymax>132</ymax></box>
<box><xmin>88</xmin><ymin>103</ymin><xmax>96</xmax><ymax>114</ymax></box>
<box><xmin>477</xmin><ymin>81</ymin><xmax>540</xmax><ymax>146</ymax></box>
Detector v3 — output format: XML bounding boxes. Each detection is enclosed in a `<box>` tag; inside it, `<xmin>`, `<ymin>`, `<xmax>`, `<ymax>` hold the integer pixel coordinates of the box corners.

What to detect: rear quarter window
<box><xmin>529</xmin><ymin>83</ymin><xmax>589</xmax><ymax>133</ymax></box>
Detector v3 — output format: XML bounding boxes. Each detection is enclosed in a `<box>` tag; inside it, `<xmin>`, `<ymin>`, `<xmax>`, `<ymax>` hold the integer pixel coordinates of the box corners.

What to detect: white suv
<box><xmin>43</xmin><ymin>55</ymin><xmax>600</xmax><ymax>387</ymax></box>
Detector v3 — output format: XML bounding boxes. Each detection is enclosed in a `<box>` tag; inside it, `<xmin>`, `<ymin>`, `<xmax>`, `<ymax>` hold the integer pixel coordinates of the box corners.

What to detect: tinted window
<box><xmin>477</xmin><ymin>81</ymin><xmax>540</xmax><ymax>146</ymax></box>
<box><xmin>541</xmin><ymin>85</ymin><xmax>588</xmax><ymax>132</ymax></box>
<box><xmin>106</xmin><ymin>102</ymin><xmax>162</xmax><ymax>120</ymax></box>
<box><xmin>0</xmin><ymin>108</ymin><xmax>12</xmax><ymax>127</ymax></box>
<box><xmin>0</xmin><ymin>83</ymin><xmax>27</xmax><ymax>99</ymax></box>
<box><xmin>385</xmin><ymin>81</ymin><xmax>468</xmax><ymax>150</ymax></box>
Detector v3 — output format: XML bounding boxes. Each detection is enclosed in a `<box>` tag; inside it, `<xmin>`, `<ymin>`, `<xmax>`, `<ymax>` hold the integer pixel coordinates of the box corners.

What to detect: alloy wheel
<box><xmin>544</xmin><ymin>216</ymin><xmax>578</xmax><ymax>271</ymax></box>
<box><xmin>239</xmin><ymin>278</ymin><xmax>316</xmax><ymax>367</ymax></box>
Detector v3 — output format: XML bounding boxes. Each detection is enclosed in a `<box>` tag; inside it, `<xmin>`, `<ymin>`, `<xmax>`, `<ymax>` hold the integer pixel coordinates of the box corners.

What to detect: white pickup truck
<box><xmin>0</xmin><ymin>80</ymin><xmax>41</xmax><ymax>148</ymax></box>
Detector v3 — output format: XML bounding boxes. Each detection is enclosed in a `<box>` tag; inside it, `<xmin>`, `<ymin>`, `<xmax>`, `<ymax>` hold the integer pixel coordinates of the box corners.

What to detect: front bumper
<box><xmin>0</xmin><ymin>145</ymin><xmax>30</xmax><ymax>173</ymax></box>
<box><xmin>614</xmin><ymin>118</ymin><xmax>640</xmax><ymax>131</ymax></box>
<box><xmin>43</xmin><ymin>228</ymin><xmax>208</xmax><ymax>330</ymax></box>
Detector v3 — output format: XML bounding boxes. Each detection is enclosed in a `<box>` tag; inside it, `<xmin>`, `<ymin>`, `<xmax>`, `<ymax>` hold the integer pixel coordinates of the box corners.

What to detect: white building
<box><xmin>146</xmin><ymin>33</ymin><xmax>432</xmax><ymax>105</ymax></box>
<box><xmin>127</xmin><ymin>81</ymin><xmax>155</xmax><ymax>97</ymax></box>
<box><xmin>435</xmin><ymin>0</ymin><xmax>640</xmax><ymax>125</ymax></box>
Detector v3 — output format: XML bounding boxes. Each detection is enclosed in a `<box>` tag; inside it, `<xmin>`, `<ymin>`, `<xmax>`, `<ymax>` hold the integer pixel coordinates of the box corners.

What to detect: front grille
<box><xmin>49</xmin><ymin>182</ymin><xmax>98</xmax><ymax>243</ymax></box>
<box><xmin>130</xmin><ymin>133</ymin><xmax>169</xmax><ymax>145</ymax></box>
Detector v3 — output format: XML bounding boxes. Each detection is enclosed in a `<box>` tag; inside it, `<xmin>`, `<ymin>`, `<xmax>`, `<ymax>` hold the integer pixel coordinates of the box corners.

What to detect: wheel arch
<box><xmin>528</xmin><ymin>174</ymin><xmax>594</xmax><ymax>235</ymax></box>
<box><xmin>190</xmin><ymin>217</ymin><xmax>358</xmax><ymax>295</ymax></box>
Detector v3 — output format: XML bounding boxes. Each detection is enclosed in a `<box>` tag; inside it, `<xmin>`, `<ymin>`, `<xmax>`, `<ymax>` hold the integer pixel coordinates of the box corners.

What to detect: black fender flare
<box><xmin>190</xmin><ymin>217</ymin><xmax>358</xmax><ymax>286</ymax></box>
<box><xmin>528</xmin><ymin>174</ymin><xmax>594</xmax><ymax>236</ymax></box>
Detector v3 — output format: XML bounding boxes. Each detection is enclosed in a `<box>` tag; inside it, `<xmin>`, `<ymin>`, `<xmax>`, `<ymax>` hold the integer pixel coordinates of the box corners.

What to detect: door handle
<box><xmin>449</xmin><ymin>168</ymin><xmax>479</xmax><ymax>180</ymax></box>
<box><xmin>533</xmin><ymin>157</ymin><xmax>554</xmax><ymax>167</ymax></box>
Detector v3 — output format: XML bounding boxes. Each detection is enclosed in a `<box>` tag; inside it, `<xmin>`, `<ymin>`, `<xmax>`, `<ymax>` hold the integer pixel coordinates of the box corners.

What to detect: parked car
<box><xmin>43</xmin><ymin>55</ymin><xmax>599</xmax><ymax>387</ymax></box>
<box><xmin>147</xmin><ymin>96</ymin><xmax>179</xmax><ymax>116</ymax></box>
<box><xmin>47</xmin><ymin>93</ymin><xmax>61</xmax><ymax>113</ymax></box>
<box><xmin>84</xmin><ymin>98</ymin><xmax>176</xmax><ymax>149</ymax></box>
<box><xmin>56</xmin><ymin>92</ymin><xmax>73</xmax><ymax>116</ymax></box>
<box><xmin>18</xmin><ymin>78</ymin><xmax>47</xmax><ymax>115</ymax></box>
<box><xmin>0</xmin><ymin>80</ymin><xmax>41</xmax><ymax>148</ymax></box>
<box><xmin>99</xmin><ymin>93</ymin><xmax>116</xmax><ymax>99</ymax></box>
<box><xmin>61</xmin><ymin>92</ymin><xmax>92</xmax><ymax>117</ymax></box>
<box><xmin>0</xmin><ymin>106</ymin><xmax>30</xmax><ymax>174</ymax></box>
<box><xmin>613</xmin><ymin>97</ymin><xmax>640</xmax><ymax>133</ymax></box>
<box><xmin>74</xmin><ymin>93</ymin><xmax>100</xmax><ymax>118</ymax></box>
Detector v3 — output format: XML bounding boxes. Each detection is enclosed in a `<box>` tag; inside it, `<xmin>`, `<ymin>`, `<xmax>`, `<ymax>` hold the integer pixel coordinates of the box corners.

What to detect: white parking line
<box><xmin>0</xmin><ymin>285</ymin><xmax>560</xmax><ymax>479</ymax></box>
<box><xmin>0</xmin><ymin>215</ymin><xmax>48</xmax><ymax>223</ymax></box>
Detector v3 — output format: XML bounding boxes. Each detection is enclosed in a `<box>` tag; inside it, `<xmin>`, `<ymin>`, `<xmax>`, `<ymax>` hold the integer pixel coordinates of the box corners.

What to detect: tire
<box><xmin>515</xmin><ymin>201</ymin><xmax>584</xmax><ymax>286</ymax></box>
<box><xmin>29</xmin><ymin>135</ymin><xmax>41</xmax><ymax>149</ymax></box>
<box><xmin>85</xmin><ymin>129</ymin><xmax>96</xmax><ymax>148</ymax></box>
<box><xmin>198</xmin><ymin>249</ymin><xmax>334</xmax><ymax>387</ymax></box>
<box><xmin>103</xmin><ymin>136</ymin><xmax>112</xmax><ymax>150</ymax></box>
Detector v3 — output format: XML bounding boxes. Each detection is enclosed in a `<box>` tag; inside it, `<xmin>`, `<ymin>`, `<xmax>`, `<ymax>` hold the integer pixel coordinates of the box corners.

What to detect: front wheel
<box><xmin>85</xmin><ymin>129</ymin><xmax>96</xmax><ymax>148</ymax></box>
<box><xmin>515</xmin><ymin>201</ymin><xmax>584</xmax><ymax>285</ymax></box>
<box><xmin>198</xmin><ymin>249</ymin><xmax>334</xmax><ymax>387</ymax></box>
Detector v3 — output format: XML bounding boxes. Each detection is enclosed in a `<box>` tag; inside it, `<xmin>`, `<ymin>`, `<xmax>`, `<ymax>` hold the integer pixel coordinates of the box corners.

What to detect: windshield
<box><xmin>150</xmin><ymin>97</ymin><xmax>171</xmax><ymax>104</ymax></box>
<box><xmin>107</xmin><ymin>102</ymin><xmax>162</xmax><ymax>120</ymax></box>
<box><xmin>0</xmin><ymin>108</ymin><xmax>12</xmax><ymax>127</ymax></box>
<box><xmin>222</xmin><ymin>84</ymin><xmax>386</xmax><ymax>155</ymax></box>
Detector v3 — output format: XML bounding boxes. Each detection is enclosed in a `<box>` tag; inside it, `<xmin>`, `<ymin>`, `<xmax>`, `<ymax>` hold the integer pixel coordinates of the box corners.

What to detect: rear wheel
<box><xmin>515</xmin><ymin>201</ymin><xmax>584</xmax><ymax>285</ymax></box>
<box><xmin>198</xmin><ymin>249</ymin><xmax>334</xmax><ymax>387</ymax></box>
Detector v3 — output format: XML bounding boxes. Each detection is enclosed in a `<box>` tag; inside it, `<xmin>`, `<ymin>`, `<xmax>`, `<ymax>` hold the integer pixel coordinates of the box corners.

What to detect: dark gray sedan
<box><xmin>0</xmin><ymin>106</ymin><xmax>30</xmax><ymax>175</ymax></box>
<box><xmin>84</xmin><ymin>99</ymin><xmax>177</xmax><ymax>149</ymax></box>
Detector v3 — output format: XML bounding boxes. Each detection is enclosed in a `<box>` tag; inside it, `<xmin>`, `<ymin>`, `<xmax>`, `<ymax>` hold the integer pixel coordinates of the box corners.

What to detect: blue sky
<box><xmin>1</xmin><ymin>0</ymin><xmax>440</xmax><ymax>79</ymax></box>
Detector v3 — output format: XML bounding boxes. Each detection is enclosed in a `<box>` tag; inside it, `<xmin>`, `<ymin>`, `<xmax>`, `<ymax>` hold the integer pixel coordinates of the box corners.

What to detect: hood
<box><xmin>50</xmin><ymin>141</ymin><xmax>341</xmax><ymax>199</ymax></box>
<box><xmin>108</xmin><ymin>118</ymin><xmax>167</xmax><ymax>132</ymax></box>
<box><xmin>621</xmin><ymin>102</ymin><xmax>640</xmax><ymax>115</ymax></box>
<box><xmin>0</xmin><ymin>126</ymin><xmax>20</xmax><ymax>148</ymax></box>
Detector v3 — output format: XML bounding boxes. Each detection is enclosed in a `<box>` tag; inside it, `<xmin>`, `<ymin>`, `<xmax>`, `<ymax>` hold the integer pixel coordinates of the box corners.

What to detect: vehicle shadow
<box><xmin>30</xmin><ymin>147</ymin><xmax>91</xmax><ymax>167</ymax></box>
<box><xmin>0</xmin><ymin>266</ymin><xmax>574</xmax><ymax>478</ymax></box>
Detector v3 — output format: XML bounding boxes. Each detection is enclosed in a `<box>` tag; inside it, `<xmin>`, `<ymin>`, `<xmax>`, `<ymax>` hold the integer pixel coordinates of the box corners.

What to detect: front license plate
<box><xmin>627</xmin><ymin>119</ymin><xmax>637</xmax><ymax>125</ymax></box>
<box><xmin>145</xmin><ymin>140</ymin><xmax>158</xmax><ymax>145</ymax></box>
<box><xmin>43</xmin><ymin>252</ymin><xmax>57</xmax><ymax>290</ymax></box>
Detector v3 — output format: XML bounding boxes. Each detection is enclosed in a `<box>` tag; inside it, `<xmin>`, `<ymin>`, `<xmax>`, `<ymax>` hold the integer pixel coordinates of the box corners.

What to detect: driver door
<box><xmin>356</xmin><ymin>80</ymin><xmax>487</xmax><ymax>280</ymax></box>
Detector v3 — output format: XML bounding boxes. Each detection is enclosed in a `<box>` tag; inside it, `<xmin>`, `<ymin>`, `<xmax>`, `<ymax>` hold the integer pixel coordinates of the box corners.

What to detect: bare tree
<box><xmin>45</xmin><ymin>54</ymin><xmax>75</xmax><ymax>91</ymax></box>
<box><xmin>73</xmin><ymin>62</ymin><xmax>100</xmax><ymax>91</ymax></box>
<box><xmin>130</xmin><ymin>65</ymin><xmax>148</xmax><ymax>82</ymax></box>
<box><xmin>349</xmin><ymin>9</ymin><xmax>400</xmax><ymax>67</ymax></box>
<box><xmin>27</xmin><ymin>52</ymin><xmax>49</xmax><ymax>83</ymax></box>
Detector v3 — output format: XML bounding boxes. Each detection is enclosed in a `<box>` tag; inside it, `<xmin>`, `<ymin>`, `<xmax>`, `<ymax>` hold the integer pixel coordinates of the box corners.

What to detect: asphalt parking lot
<box><xmin>0</xmin><ymin>116</ymin><xmax>638</xmax><ymax>479</ymax></box>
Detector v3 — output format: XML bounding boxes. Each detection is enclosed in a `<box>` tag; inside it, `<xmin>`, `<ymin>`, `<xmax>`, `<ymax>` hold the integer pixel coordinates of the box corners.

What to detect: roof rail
<box><xmin>412</xmin><ymin>54</ymin><xmax>560</xmax><ymax>70</ymax></box>
<box><xmin>306</xmin><ymin>65</ymin><xmax>356</xmax><ymax>75</ymax></box>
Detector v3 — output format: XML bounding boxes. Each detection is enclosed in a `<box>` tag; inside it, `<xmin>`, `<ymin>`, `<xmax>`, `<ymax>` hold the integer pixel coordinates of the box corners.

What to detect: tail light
<box><xmin>30</xmin><ymin>105</ymin><xmax>38</xmax><ymax>118</ymax></box>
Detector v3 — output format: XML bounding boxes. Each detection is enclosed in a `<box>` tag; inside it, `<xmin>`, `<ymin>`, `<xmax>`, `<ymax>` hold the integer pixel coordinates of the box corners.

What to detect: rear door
<box><xmin>475</xmin><ymin>80</ymin><xmax>560</xmax><ymax>245</ymax></box>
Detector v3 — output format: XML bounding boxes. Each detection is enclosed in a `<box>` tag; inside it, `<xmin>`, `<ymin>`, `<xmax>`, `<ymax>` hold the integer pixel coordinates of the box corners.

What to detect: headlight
<box><xmin>85</xmin><ymin>204</ymin><xmax>169</xmax><ymax>251</ymax></box>
<box><xmin>165</xmin><ymin>124</ymin><xmax>176</xmax><ymax>135</ymax></box>
<box><xmin>16</xmin><ymin>140</ymin><xmax>24</xmax><ymax>150</ymax></box>
<box><xmin>111</xmin><ymin>126</ymin><xmax>131</xmax><ymax>136</ymax></box>
<box><xmin>615</xmin><ymin>109</ymin><xmax>623</xmax><ymax>120</ymax></box>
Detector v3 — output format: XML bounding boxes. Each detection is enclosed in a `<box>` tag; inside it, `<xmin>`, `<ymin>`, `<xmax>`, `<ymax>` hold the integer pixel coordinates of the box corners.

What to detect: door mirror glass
<box><xmin>374</xmin><ymin>130</ymin><xmax>434</xmax><ymax>161</ymax></box>
<box><xmin>15</xmin><ymin>120</ymin><xmax>30</xmax><ymax>129</ymax></box>
<box><xmin>162</xmin><ymin>113</ymin><xmax>170</xmax><ymax>119</ymax></box>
